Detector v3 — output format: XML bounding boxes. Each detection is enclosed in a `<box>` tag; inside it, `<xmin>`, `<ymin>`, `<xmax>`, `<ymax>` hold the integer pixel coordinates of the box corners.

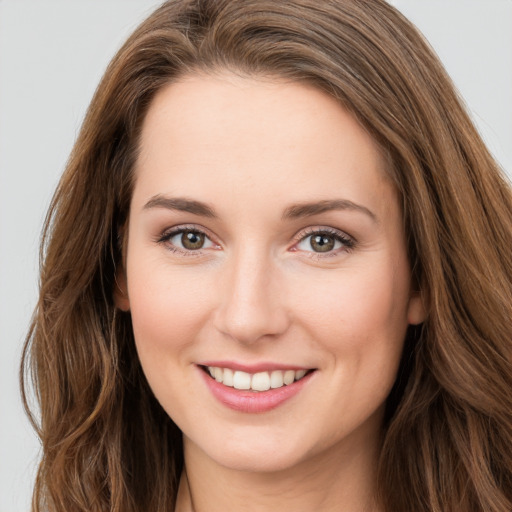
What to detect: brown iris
<box><xmin>310</xmin><ymin>234</ymin><xmax>335</xmax><ymax>252</ymax></box>
<box><xmin>181</xmin><ymin>230</ymin><xmax>205</xmax><ymax>250</ymax></box>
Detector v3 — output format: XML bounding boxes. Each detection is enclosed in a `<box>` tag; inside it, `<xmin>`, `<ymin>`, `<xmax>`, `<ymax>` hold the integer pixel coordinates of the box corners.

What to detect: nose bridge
<box><xmin>214</xmin><ymin>242</ymin><xmax>288</xmax><ymax>344</ymax></box>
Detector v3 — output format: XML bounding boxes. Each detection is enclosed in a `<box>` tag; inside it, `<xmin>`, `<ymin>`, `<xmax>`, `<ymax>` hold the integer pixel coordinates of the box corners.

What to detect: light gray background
<box><xmin>1</xmin><ymin>1</ymin><xmax>511</xmax><ymax>511</ymax></box>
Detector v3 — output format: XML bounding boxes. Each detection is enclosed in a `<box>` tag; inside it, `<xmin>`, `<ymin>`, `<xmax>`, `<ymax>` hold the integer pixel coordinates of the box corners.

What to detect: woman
<box><xmin>22</xmin><ymin>0</ymin><xmax>512</xmax><ymax>511</ymax></box>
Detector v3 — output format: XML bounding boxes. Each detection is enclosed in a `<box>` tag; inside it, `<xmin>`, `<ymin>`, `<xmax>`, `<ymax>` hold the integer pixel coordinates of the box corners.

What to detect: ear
<box><xmin>114</xmin><ymin>262</ymin><xmax>130</xmax><ymax>311</ymax></box>
<box><xmin>407</xmin><ymin>291</ymin><xmax>426</xmax><ymax>325</ymax></box>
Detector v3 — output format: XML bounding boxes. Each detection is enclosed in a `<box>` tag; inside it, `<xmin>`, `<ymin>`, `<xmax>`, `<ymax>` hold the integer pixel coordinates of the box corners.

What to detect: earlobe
<box><xmin>407</xmin><ymin>291</ymin><xmax>426</xmax><ymax>325</ymax></box>
<box><xmin>114</xmin><ymin>264</ymin><xmax>130</xmax><ymax>311</ymax></box>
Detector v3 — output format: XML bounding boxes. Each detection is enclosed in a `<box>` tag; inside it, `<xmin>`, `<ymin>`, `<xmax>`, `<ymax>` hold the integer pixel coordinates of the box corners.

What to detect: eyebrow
<box><xmin>143</xmin><ymin>195</ymin><xmax>377</xmax><ymax>223</ymax></box>
<box><xmin>143</xmin><ymin>195</ymin><xmax>217</xmax><ymax>218</ymax></box>
<box><xmin>282</xmin><ymin>199</ymin><xmax>377</xmax><ymax>223</ymax></box>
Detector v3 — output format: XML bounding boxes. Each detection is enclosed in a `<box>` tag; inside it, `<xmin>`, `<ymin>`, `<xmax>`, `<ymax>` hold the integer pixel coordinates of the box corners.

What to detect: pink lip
<box><xmin>199</xmin><ymin>360</ymin><xmax>310</xmax><ymax>373</ymax></box>
<box><xmin>198</xmin><ymin>366</ymin><xmax>315</xmax><ymax>413</ymax></box>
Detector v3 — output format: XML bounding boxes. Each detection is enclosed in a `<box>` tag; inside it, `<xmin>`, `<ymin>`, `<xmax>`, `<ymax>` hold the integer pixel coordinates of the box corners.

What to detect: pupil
<box><xmin>311</xmin><ymin>234</ymin><xmax>334</xmax><ymax>253</ymax></box>
<box><xmin>182</xmin><ymin>231</ymin><xmax>204</xmax><ymax>250</ymax></box>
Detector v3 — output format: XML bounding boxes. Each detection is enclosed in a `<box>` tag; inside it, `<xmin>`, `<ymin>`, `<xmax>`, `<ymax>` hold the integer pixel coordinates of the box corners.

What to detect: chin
<box><xmin>187</xmin><ymin>427</ymin><xmax>313</xmax><ymax>474</ymax></box>
<box><xmin>213</xmin><ymin>448</ymin><xmax>307</xmax><ymax>474</ymax></box>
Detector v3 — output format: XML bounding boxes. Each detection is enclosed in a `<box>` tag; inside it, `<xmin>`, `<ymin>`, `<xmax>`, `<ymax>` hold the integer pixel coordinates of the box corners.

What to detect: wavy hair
<box><xmin>22</xmin><ymin>0</ymin><xmax>512</xmax><ymax>510</ymax></box>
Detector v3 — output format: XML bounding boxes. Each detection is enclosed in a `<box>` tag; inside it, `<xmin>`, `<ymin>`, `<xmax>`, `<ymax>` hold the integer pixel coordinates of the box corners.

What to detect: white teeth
<box><xmin>270</xmin><ymin>370</ymin><xmax>284</xmax><ymax>388</ymax></box>
<box><xmin>283</xmin><ymin>370</ymin><xmax>295</xmax><ymax>385</ymax></box>
<box><xmin>223</xmin><ymin>368</ymin><xmax>234</xmax><ymax>387</ymax></box>
<box><xmin>233</xmin><ymin>370</ymin><xmax>251</xmax><ymax>390</ymax></box>
<box><xmin>295</xmin><ymin>369</ymin><xmax>307</xmax><ymax>380</ymax></box>
<box><xmin>205</xmin><ymin>366</ymin><xmax>309</xmax><ymax>391</ymax></box>
<box><xmin>251</xmin><ymin>372</ymin><xmax>271</xmax><ymax>391</ymax></box>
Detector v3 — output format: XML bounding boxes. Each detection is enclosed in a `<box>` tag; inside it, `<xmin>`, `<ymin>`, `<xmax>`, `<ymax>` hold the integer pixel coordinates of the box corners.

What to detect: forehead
<box><xmin>133</xmin><ymin>72</ymin><xmax>395</xmax><ymax>220</ymax></box>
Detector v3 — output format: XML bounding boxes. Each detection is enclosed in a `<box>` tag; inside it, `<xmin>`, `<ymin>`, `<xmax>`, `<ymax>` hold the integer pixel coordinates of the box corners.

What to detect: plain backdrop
<box><xmin>1</xmin><ymin>1</ymin><xmax>511</xmax><ymax>511</ymax></box>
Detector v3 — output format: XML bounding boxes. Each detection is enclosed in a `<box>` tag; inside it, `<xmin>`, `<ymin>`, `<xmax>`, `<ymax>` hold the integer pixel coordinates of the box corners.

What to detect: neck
<box><xmin>175</xmin><ymin>433</ymin><xmax>383</xmax><ymax>512</ymax></box>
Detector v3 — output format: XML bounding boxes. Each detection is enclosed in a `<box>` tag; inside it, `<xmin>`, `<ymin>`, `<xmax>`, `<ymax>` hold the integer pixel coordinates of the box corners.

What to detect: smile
<box><xmin>205</xmin><ymin>366</ymin><xmax>309</xmax><ymax>392</ymax></box>
<box><xmin>199</xmin><ymin>364</ymin><xmax>316</xmax><ymax>413</ymax></box>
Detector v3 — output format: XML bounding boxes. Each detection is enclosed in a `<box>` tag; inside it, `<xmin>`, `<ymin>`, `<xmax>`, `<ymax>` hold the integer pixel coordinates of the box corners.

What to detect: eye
<box><xmin>295</xmin><ymin>228</ymin><xmax>355</xmax><ymax>254</ymax></box>
<box><xmin>159</xmin><ymin>227</ymin><xmax>217</xmax><ymax>253</ymax></box>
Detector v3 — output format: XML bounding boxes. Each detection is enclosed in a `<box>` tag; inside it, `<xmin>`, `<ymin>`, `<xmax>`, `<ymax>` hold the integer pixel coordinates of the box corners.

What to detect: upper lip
<box><xmin>198</xmin><ymin>361</ymin><xmax>314</xmax><ymax>373</ymax></box>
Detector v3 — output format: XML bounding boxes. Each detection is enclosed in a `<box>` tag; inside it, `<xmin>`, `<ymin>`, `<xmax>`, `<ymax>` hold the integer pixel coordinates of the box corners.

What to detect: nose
<box><xmin>213</xmin><ymin>247</ymin><xmax>290</xmax><ymax>345</ymax></box>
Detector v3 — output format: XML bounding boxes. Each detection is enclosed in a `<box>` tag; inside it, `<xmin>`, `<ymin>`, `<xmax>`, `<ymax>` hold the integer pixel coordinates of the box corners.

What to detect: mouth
<box><xmin>200</xmin><ymin>365</ymin><xmax>313</xmax><ymax>392</ymax></box>
<box><xmin>197</xmin><ymin>361</ymin><xmax>317</xmax><ymax>412</ymax></box>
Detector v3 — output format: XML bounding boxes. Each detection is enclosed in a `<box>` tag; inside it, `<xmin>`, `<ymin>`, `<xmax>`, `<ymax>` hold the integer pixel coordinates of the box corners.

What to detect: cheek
<box><xmin>291</xmin><ymin>261</ymin><xmax>411</xmax><ymax>360</ymax></box>
<box><xmin>126</xmin><ymin>256</ymin><xmax>215</xmax><ymax>420</ymax></box>
<box><xmin>126</xmin><ymin>254</ymin><xmax>213</xmax><ymax>361</ymax></box>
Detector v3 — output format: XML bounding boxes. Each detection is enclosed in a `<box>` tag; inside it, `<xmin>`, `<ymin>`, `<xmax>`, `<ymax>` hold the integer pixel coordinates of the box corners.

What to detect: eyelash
<box><xmin>156</xmin><ymin>225</ymin><xmax>356</xmax><ymax>258</ymax></box>
<box><xmin>156</xmin><ymin>224</ymin><xmax>217</xmax><ymax>258</ymax></box>
<box><xmin>293</xmin><ymin>227</ymin><xmax>356</xmax><ymax>259</ymax></box>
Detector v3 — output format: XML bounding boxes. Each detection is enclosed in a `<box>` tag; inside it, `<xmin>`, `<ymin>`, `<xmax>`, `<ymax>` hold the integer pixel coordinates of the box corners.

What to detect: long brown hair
<box><xmin>22</xmin><ymin>1</ymin><xmax>512</xmax><ymax>510</ymax></box>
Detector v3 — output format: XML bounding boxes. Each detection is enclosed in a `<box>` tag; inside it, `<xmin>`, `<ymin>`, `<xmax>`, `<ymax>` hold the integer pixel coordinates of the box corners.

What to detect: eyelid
<box><xmin>290</xmin><ymin>226</ymin><xmax>356</xmax><ymax>255</ymax></box>
<box><xmin>155</xmin><ymin>223</ymin><xmax>355</xmax><ymax>257</ymax></box>
<box><xmin>156</xmin><ymin>224</ymin><xmax>221</xmax><ymax>255</ymax></box>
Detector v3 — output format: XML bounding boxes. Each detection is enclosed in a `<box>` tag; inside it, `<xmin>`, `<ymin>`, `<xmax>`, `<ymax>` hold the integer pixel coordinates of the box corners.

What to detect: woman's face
<box><xmin>118</xmin><ymin>73</ymin><xmax>425</xmax><ymax>473</ymax></box>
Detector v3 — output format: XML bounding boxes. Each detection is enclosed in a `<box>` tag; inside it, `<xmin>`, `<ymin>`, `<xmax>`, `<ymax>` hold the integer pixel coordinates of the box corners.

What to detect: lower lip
<box><xmin>199</xmin><ymin>368</ymin><xmax>315</xmax><ymax>413</ymax></box>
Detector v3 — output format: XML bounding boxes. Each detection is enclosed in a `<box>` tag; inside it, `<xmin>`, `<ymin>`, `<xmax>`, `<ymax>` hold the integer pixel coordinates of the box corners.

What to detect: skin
<box><xmin>116</xmin><ymin>72</ymin><xmax>426</xmax><ymax>511</ymax></box>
